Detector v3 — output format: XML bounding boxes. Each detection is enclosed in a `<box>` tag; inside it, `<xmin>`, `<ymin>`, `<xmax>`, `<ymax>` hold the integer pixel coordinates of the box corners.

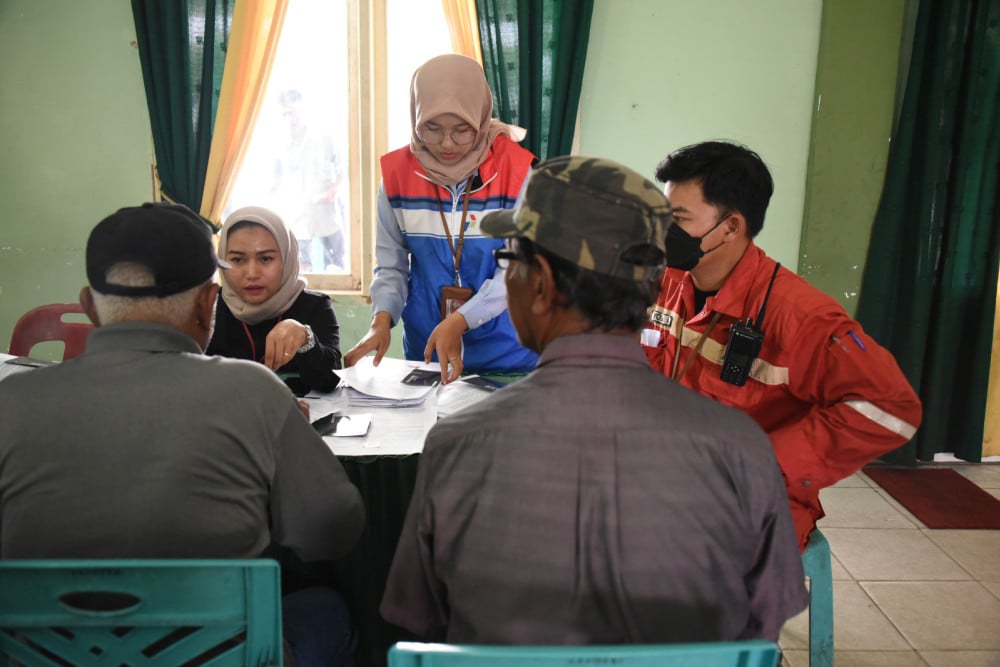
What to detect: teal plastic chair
<box><xmin>801</xmin><ymin>528</ymin><xmax>834</xmax><ymax>666</ymax></box>
<box><xmin>388</xmin><ymin>640</ymin><xmax>781</xmax><ymax>667</ymax></box>
<box><xmin>0</xmin><ymin>559</ymin><xmax>282</xmax><ymax>667</ymax></box>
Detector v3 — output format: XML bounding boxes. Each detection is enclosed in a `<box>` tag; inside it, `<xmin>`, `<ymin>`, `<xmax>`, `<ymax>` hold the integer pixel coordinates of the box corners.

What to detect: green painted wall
<box><xmin>799</xmin><ymin>0</ymin><xmax>907</xmax><ymax>315</ymax></box>
<box><xmin>579</xmin><ymin>0</ymin><xmax>824</xmax><ymax>271</ymax></box>
<box><xmin>0</xmin><ymin>2</ymin><xmax>151</xmax><ymax>354</ymax></box>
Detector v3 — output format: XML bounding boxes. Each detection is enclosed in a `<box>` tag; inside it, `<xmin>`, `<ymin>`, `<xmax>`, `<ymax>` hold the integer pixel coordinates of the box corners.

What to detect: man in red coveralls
<box><xmin>641</xmin><ymin>140</ymin><xmax>923</xmax><ymax>550</ymax></box>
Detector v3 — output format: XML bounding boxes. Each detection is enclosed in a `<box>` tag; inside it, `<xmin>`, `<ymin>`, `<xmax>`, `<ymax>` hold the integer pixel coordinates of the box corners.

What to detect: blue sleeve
<box><xmin>457</xmin><ymin>264</ymin><xmax>508</xmax><ymax>330</ymax></box>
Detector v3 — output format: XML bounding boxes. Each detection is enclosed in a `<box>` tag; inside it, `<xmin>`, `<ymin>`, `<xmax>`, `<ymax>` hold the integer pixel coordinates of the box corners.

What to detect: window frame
<box><xmin>298</xmin><ymin>0</ymin><xmax>389</xmax><ymax>295</ymax></box>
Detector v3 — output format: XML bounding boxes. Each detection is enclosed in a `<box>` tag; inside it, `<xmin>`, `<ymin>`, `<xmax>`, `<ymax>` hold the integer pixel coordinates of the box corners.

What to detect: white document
<box><xmin>0</xmin><ymin>354</ymin><xmax>51</xmax><ymax>382</ymax></box>
<box><xmin>435</xmin><ymin>376</ymin><xmax>503</xmax><ymax>419</ymax></box>
<box><xmin>325</xmin><ymin>356</ymin><xmax>442</xmax><ymax>404</ymax></box>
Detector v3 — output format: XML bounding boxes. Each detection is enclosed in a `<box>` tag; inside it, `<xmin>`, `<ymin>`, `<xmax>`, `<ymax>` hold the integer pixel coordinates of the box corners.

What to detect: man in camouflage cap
<box><xmin>480</xmin><ymin>155</ymin><xmax>670</xmax><ymax>283</ymax></box>
<box><xmin>381</xmin><ymin>155</ymin><xmax>808</xmax><ymax>645</ymax></box>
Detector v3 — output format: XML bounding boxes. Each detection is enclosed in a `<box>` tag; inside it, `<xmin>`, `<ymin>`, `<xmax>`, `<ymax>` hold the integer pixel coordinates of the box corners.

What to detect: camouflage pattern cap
<box><xmin>480</xmin><ymin>155</ymin><xmax>671</xmax><ymax>282</ymax></box>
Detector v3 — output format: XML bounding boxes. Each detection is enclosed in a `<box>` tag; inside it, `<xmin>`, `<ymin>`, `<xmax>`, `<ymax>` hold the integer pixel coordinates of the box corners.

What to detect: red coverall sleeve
<box><xmin>769</xmin><ymin>309</ymin><xmax>922</xmax><ymax>501</ymax></box>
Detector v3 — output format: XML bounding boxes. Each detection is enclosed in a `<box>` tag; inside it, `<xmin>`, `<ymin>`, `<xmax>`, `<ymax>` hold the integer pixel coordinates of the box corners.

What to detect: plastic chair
<box><xmin>8</xmin><ymin>302</ymin><xmax>93</xmax><ymax>360</ymax></box>
<box><xmin>388</xmin><ymin>640</ymin><xmax>781</xmax><ymax>667</ymax></box>
<box><xmin>0</xmin><ymin>559</ymin><xmax>282</xmax><ymax>667</ymax></box>
<box><xmin>801</xmin><ymin>528</ymin><xmax>834</xmax><ymax>666</ymax></box>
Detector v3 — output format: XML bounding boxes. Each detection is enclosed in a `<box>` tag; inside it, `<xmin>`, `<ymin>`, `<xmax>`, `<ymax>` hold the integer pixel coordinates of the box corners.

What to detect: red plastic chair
<box><xmin>8</xmin><ymin>303</ymin><xmax>94</xmax><ymax>360</ymax></box>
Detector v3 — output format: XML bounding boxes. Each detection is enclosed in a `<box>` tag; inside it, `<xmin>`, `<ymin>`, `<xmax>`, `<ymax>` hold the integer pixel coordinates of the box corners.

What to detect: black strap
<box><xmin>753</xmin><ymin>263</ymin><xmax>781</xmax><ymax>328</ymax></box>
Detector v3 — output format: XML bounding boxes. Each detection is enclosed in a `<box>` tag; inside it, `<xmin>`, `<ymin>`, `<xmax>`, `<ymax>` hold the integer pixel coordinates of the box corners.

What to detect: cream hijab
<box><xmin>218</xmin><ymin>206</ymin><xmax>306</xmax><ymax>325</ymax></box>
<box><xmin>409</xmin><ymin>53</ymin><xmax>527</xmax><ymax>186</ymax></box>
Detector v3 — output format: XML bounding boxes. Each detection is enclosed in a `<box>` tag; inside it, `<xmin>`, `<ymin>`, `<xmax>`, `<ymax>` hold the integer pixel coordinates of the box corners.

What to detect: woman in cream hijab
<box><xmin>344</xmin><ymin>54</ymin><xmax>539</xmax><ymax>383</ymax></box>
<box><xmin>207</xmin><ymin>206</ymin><xmax>342</xmax><ymax>394</ymax></box>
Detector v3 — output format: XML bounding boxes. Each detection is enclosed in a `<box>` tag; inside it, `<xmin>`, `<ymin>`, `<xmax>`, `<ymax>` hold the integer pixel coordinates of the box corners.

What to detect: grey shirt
<box><xmin>381</xmin><ymin>333</ymin><xmax>807</xmax><ymax>643</ymax></box>
<box><xmin>0</xmin><ymin>321</ymin><xmax>364</xmax><ymax>561</ymax></box>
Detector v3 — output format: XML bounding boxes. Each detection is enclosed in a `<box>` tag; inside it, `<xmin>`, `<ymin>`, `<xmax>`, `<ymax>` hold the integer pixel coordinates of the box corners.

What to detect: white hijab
<box><xmin>218</xmin><ymin>206</ymin><xmax>306</xmax><ymax>325</ymax></box>
<box><xmin>409</xmin><ymin>54</ymin><xmax>526</xmax><ymax>186</ymax></box>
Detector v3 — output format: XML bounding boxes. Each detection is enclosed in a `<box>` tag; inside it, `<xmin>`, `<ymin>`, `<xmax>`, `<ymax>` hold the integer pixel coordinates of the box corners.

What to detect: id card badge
<box><xmin>441</xmin><ymin>285</ymin><xmax>473</xmax><ymax>320</ymax></box>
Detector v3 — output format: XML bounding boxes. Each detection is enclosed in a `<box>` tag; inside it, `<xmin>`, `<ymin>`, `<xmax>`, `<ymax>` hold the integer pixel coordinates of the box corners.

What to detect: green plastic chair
<box><xmin>387</xmin><ymin>640</ymin><xmax>781</xmax><ymax>667</ymax></box>
<box><xmin>0</xmin><ymin>559</ymin><xmax>282</xmax><ymax>667</ymax></box>
<box><xmin>801</xmin><ymin>528</ymin><xmax>834</xmax><ymax>666</ymax></box>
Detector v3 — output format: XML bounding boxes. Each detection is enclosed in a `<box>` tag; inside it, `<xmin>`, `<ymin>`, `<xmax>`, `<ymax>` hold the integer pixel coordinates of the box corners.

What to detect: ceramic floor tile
<box><xmin>822</xmin><ymin>528</ymin><xmax>969</xmax><ymax>581</ymax></box>
<box><xmin>817</xmin><ymin>487</ymin><xmax>919</xmax><ymax>530</ymax></box>
<box><xmin>831</xmin><ymin>551</ymin><xmax>852</xmax><ymax>580</ymax></box>
<box><xmin>920</xmin><ymin>651</ymin><xmax>1000</xmax><ymax>667</ymax></box>
<box><xmin>857</xmin><ymin>469</ymin><xmax>879</xmax><ymax>488</ymax></box>
<box><xmin>925</xmin><ymin>530</ymin><xmax>1000</xmax><ymax>582</ymax></box>
<box><xmin>869</xmin><ymin>486</ymin><xmax>932</xmax><ymax>528</ymax></box>
<box><xmin>862</xmin><ymin>582</ymin><xmax>1000</xmax><ymax>650</ymax></box>
<box><xmin>952</xmin><ymin>464</ymin><xmax>1000</xmax><ymax>488</ymax></box>
<box><xmin>778</xmin><ymin>650</ymin><xmax>927</xmax><ymax>667</ymax></box>
<box><xmin>778</xmin><ymin>607</ymin><xmax>809</xmax><ymax>650</ymax></box>
<box><xmin>793</xmin><ymin>651</ymin><xmax>930</xmax><ymax>666</ymax></box>
<box><xmin>833</xmin><ymin>472</ymin><xmax>872</xmax><ymax>488</ymax></box>
<box><xmin>779</xmin><ymin>580</ymin><xmax>910</xmax><ymax>651</ymax></box>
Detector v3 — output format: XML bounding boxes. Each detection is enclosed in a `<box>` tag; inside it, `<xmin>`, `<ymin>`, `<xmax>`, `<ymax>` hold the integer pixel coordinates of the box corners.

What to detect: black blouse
<box><xmin>207</xmin><ymin>290</ymin><xmax>342</xmax><ymax>393</ymax></box>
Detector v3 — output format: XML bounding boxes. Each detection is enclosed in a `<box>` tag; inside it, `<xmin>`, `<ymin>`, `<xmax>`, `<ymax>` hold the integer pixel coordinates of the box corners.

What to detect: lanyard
<box><xmin>436</xmin><ymin>188</ymin><xmax>472</xmax><ymax>287</ymax></box>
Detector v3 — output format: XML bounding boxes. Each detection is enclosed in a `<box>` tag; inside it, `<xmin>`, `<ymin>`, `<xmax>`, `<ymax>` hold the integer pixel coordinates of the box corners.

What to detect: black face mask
<box><xmin>665</xmin><ymin>215</ymin><xmax>728</xmax><ymax>271</ymax></box>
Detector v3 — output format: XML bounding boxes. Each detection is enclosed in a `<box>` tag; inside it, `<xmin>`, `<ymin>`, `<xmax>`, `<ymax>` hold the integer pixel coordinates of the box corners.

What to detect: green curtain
<box><xmin>131</xmin><ymin>0</ymin><xmax>233</xmax><ymax>212</ymax></box>
<box><xmin>856</xmin><ymin>0</ymin><xmax>1000</xmax><ymax>464</ymax></box>
<box><xmin>476</xmin><ymin>0</ymin><xmax>594</xmax><ymax>161</ymax></box>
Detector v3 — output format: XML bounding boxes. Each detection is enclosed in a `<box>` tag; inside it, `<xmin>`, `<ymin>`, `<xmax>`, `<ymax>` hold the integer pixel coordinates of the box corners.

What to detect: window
<box><xmin>225</xmin><ymin>0</ymin><xmax>452</xmax><ymax>293</ymax></box>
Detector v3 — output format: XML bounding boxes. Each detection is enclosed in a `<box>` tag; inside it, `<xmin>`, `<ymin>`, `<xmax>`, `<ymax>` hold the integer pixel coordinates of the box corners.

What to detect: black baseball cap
<box><xmin>86</xmin><ymin>202</ymin><xmax>229</xmax><ymax>297</ymax></box>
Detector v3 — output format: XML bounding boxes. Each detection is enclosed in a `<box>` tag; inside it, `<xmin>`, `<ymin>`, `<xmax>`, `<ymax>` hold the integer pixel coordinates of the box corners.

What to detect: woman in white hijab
<box><xmin>344</xmin><ymin>54</ymin><xmax>539</xmax><ymax>383</ymax></box>
<box><xmin>207</xmin><ymin>206</ymin><xmax>342</xmax><ymax>394</ymax></box>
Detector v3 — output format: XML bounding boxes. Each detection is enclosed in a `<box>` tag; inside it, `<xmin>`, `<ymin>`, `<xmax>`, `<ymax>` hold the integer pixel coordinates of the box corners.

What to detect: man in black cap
<box><xmin>0</xmin><ymin>202</ymin><xmax>364</xmax><ymax>667</ymax></box>
<box><xmin>380</xmin><ymin>156</ymin><xmax>807</xmax><ymax>645</ymax></box>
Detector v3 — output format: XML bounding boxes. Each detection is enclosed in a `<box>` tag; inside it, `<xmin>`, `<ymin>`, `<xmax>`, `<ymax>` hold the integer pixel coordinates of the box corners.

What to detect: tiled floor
<box><xmin>779</xmin><ymin>464</ymin><xmax>1000</xmax><ymax>667</ymax></box>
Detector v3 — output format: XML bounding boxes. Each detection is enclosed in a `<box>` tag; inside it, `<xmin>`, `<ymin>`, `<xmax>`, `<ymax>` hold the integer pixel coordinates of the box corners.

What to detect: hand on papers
<box><xmin>424</xmin><ymin>312</ymin><xmax>468</xmax><ymax>384</ymax></box>
<box><xmin>344</xmin><ymin>312</ymin><xmax>392</xmax><ymax>368</ymax></box>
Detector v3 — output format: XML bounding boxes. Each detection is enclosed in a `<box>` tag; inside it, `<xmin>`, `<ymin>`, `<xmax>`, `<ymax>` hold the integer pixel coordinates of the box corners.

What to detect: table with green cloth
<box><xmin>336</xmin><ymin>454</ymin><xmax>422</xmax><ymax>667</ymax></box>
<box><xmin>263</xmin><ymin>452</ymin><xmax>419</xmax><ymax>667</ymax></box>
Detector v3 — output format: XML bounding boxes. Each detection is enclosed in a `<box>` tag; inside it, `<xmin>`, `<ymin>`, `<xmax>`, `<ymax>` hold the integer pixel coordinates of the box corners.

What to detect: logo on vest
<box><xmin>650</xmin><ymin>310</ymin><xmax>673</xmax><ymax>328</ymax></box>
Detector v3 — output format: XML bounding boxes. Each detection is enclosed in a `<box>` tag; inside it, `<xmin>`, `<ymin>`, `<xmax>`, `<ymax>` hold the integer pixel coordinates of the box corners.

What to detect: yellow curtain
<box><xmin>200</xmin><ymin>0</ymin><xmax>289</xmax><ymax>226</ymax></box>
<box><xmin>982</xmin><ymin>273</ymin><xmax>1000</xmax><ymax>457</ymax></box>
<box><xmin>441</xmin><ymin>0</ymin><xmax>482</xmax><ymax>64</ymax></box>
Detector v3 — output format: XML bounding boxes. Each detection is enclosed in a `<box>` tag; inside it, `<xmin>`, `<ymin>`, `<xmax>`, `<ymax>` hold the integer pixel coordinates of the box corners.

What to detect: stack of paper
<box><xmin>330</xmin><ymin>357</ymin><xmax>442</xmax><ymax>407</ymax></box>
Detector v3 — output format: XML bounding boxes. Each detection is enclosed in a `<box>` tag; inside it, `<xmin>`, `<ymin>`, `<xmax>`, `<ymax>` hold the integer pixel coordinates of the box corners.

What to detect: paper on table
<box><xmin>0</xmin><ymin>355</ymin><xmax>43</xmax><ymax>382</ymax></box>
<box><xmin>322</xmin><ymin>396</ymin><xmax>437</xmax><ymax>457</ymax></box>
<box><xmin>324</xmin><ymin>356</ymin><xmax>442</xmax><ymax>405</ymax></box>
<box><xmin>435</xmin><ymin>375</ymin><xmax>504</xmax><ymax>419</ymax></box>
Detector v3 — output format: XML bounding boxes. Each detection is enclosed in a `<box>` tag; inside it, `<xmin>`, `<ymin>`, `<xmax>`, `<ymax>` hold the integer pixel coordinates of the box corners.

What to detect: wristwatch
<box><xmin>297</xmin><ymin>325</ymin><xmax>316</xmax><ymax>354</ymax></box>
